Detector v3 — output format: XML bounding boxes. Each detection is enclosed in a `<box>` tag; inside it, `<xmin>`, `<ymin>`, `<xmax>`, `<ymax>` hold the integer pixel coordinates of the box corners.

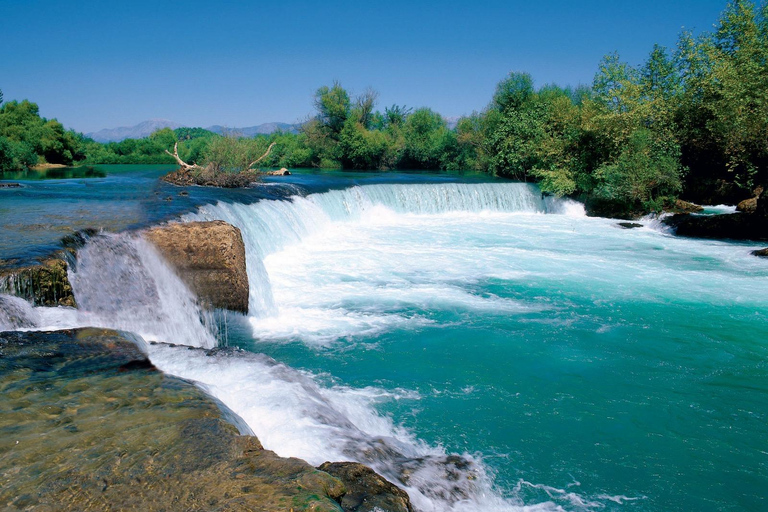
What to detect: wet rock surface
<box><xmin>665</xmin><ymin>186</ymin><xmax>768</xmax><ymax>241</ymax></box>
<box><xmin>617</xmin><ymin>222</ymin><xmax>644</xmax><ymax>229</ymax></box>
<box><xmin>143</xmin><ymin>221</ymin><xmax>249</xmax><ymax>313</ymax></box>
<box><xmin>318</xmin><ymin>462</ymin><xmax>413</xmax><ymax>512</ymax></box>
<box><xmin>0</xmin><ymin>255</ymin><xmax>75</xmax><ymax>307</ymax></box>
<box><xmin>0</xmin><ymin>328</ymin><xmax>345</xmax><ymax>511</ymax></box>
<box><xmin>663</xmin><ymin>212</ymin><xmax>768</xmax><ymax>241</ymax></box>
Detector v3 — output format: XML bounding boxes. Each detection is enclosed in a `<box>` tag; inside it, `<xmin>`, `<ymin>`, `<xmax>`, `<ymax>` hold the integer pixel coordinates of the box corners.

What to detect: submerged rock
<box><xmin>0</xmin><ymin>328</ymin><xmax>345</xmax><ymax>511</ymax></box>
<box><xmin>617</xmin><ymin>222</ymin><xmax>644</xmax><ymax>229</ymax></box>
<box><xmin>318</xmin><ymin>462</ymin><xmax>413</xmax><ymax>512</ymax></box>
<box><xmin>144</xmin><ymin>221</ymin><xmax>249</xmax><ymax>313</ymax></box>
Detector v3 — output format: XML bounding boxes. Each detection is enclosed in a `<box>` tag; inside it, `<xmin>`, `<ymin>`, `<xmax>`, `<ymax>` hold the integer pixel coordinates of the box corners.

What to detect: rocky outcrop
<box><xmin>0</xmin><ymin>328</ymin><xmax>346</xmax><ymax>511</ymax></box>
<box><xmin>144</xmin><ymin>221</ymin><xmax>249</xmax><ymax>313</ymax></box>
<box><xmin>670</xmin><ymin>199</ymin><xmax>703</xmax><ymax>214</ymax></box>
<box><xmin>752</xmin><ymin>248</ymin><xmax>768</xmax><ymax>257</ymax></box>
<box><xmin>0</xmin><ymin>256</ymin><xmax>75</xmax><ymax>307</ymax></box>
<box><xmin>267</xmin><ymin>168</ymin><xmax>291</xmax><ymax>176</ymax></box>
<box><xmin>663</xmin><ymin>212</ymin><xmax>768</xmax><ymax>241</ymax></box>
<box><xmin>737</xmin><ymin>196</ymin><xmax>758</xmax><ymax>214</ymax></box>
<box><xmin>664</xmin><ymin>189</ymin><xmax>768</xmax><ymax>241</ymax></box>
<box><xmin>318</xmin><ymin>462</ymin><xmax>413</xmax><ymax>512</ymax></box>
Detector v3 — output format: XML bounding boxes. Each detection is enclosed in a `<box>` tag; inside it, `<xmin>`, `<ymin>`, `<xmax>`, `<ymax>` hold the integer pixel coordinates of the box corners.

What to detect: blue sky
<box><xmin>1</xmin><ymin>0</ymin><xmax>728</xmax><ymax>133</ymax></box>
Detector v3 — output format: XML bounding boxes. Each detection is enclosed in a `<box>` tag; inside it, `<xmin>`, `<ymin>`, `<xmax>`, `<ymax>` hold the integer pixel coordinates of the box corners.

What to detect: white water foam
<box><xmin>187</xmin><ymin>182</ymin><xmax>580</xmax><ymax>343</ymax></box>
<box><xmin>0</xmin><ymin>293</ymin><xmax>41</xmax><ymax>330</ymax></box>
<box><xmin>11</xmin><ymin>181</ymin><xmax>760</xmax><ymax>511</ymax></box>
<box><xmin>147</xmin><ymin>342</ymin><xmax>564</xmax><ymax>512</ymax></box>
<box><xmin>65</xmin><ymin>233</ymin><xmax>217</xmax><ymax>348</ymax></box>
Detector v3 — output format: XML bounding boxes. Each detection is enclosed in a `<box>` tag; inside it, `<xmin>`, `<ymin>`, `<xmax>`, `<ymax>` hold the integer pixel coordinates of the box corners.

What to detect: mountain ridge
<box><xmin>86</xmin><ymin>120</ymin><xmax>300</xmax><ymax>142</ymax></box>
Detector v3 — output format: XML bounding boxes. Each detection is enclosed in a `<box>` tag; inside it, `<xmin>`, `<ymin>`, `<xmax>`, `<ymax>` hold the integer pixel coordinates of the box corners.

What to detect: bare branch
<box><xmin>246</xmin><ymin>142</ymin><xmax>276</xmax><ymax>171</ymax></box>
<box><xmin>165</xmin><ymin>142</ymin><xmax>202</xmax><ymax>172</ymax></box>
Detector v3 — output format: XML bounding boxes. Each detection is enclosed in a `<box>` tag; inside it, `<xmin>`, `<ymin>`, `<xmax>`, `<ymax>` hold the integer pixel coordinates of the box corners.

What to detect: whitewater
<box><xmin>5</xmin><ymin>180</ymin><xmax>768</xmax><ymax>511</ymax></box>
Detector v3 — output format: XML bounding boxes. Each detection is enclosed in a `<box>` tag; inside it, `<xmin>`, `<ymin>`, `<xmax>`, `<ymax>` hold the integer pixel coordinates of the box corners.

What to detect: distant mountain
<box><xmin>205</xmin><ymin>122</ymin><xmax>300</xmax><ymax>136</ymax></box>
<box><xmin>86</xmin><ymin>120</ymin><xmax>300</xmax><ymax>142</ymax></box>
<box><xmin>86</xmin><ymin>119</ymin><xmax>182</xmax><ymax>143</ymax></box>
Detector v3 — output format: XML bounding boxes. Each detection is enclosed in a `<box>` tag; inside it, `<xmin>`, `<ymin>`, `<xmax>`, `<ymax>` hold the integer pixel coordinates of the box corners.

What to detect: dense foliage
<box><xmin>1</xmin><ymin>1</ymin><xmax>765</xmax><ymax>215</ymax></box>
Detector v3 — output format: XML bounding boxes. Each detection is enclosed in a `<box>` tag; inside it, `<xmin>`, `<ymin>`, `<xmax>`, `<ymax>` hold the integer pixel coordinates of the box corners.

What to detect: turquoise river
<box><xmin>1</xmin><ymin>166</ymin><xmax>767</xmax><ymax>511</ymax></box>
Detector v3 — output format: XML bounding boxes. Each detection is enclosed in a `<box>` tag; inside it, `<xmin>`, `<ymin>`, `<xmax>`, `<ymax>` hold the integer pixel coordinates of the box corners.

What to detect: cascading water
<box><xmin>186</xmin><ymin>183</ymin><xmax>584</xmax><ymax>318</ymax></box>
<box><xmin>0</xmin><ymin>294</ymin><xmax>41</xmax><ymax>330</ymax></box>
<box><xmin>161</xmin><ymin>182</ymin><xmax>592</xmax><ymax>511</ymax></box>
<box><xmin>66</xmin><ymin>233</ymin><xmax>218</xmax><ymax>349</ymax></box>
<box><xmin>6</xmin><ymin>178</ymin><xmax>765</xmax><ymax>512</ymax></box>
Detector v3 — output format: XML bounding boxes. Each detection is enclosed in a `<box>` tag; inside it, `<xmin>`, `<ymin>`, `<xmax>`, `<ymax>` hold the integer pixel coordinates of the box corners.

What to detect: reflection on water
<box><xmin>0</xmin><ymin>166</ymin><xmax>107</xmax><ymax>180</ymax></box>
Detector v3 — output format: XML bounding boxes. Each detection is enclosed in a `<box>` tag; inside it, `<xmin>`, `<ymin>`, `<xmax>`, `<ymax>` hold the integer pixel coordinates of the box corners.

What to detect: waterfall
<box><xmin>0</xmin><ymin>294</ymin><xmax>41</xmax><ymax>330</ymax></box>
<box><xmin>1</xmin><ymin>181</ymin><xmax>591</xmax><ymax>512</ymax></box>
<box><xmin>67</xmin><ymin>233</ymin><xmax>218</xmax><ymax>349</ymax></box>
<box><xmin>187</xmin><ymin>182</ymin><xmax>584</xmax><ymax>317</ymax></box>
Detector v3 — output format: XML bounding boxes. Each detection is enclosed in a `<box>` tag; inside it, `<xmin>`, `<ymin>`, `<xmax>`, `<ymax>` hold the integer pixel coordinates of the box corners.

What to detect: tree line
<box><xmin>1</xmin><ymin>0</ymin><xmax>765</xmax><ymax>216</ymax></box>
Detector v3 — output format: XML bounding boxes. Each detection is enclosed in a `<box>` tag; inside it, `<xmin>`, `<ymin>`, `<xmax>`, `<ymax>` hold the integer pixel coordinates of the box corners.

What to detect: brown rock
<box><xmin>318</xmin><ymin>461</ymin><xmax>413</xmax><ymax>512</ymax></box>
<box><xmin>144</xmin><ymin>221</ymin><xmax>249</xmax><ymax>313</ymax></box>
<box><xmin>672</xmin><ymin>199</ymin><xmax>704</xmax><ymax>214</ymax></box>
<box><xmin>267</xmin><ymin>168</ymin><xmax>292</xmax><ymax>176</ymax></box>
<box><xmin>737</xmin><ymin>197</ymin><xmax>757</xmax><ymax>214</ymax></box>
<box><xmin>752</xmin><ymin>248</ymin><xmax>768</xmax><ymax>257</ymax></box>
<box><xmin>0</xmin><ymin>328</ymin><xmax>344</xmax><ymax>512</ymax></box>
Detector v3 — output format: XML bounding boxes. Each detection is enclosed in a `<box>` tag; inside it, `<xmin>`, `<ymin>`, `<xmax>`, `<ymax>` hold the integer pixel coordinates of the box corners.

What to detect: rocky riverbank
<box><xmin>663</xmin><ymin>188</ymin><xmax>768</xmax><ymax>242</ymax></box>
<box><xmin>0</xmin><ymin>328</ymin><xmax>412</xmax><ymax>511</ymax></box>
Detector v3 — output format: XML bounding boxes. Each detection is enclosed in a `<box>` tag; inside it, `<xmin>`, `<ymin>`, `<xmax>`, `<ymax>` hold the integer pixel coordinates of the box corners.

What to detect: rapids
<box><xmin>5</xmin><ymin>176</ymin><xmax>768</xmax><ymax>511</ymax></box>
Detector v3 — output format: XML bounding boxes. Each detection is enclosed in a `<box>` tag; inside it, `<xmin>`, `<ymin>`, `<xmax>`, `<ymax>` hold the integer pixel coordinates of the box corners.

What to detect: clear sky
<box><xmin>1</xmin><ymin>0</ymin><xmax>729</xmax><ymax>133</ymax></box>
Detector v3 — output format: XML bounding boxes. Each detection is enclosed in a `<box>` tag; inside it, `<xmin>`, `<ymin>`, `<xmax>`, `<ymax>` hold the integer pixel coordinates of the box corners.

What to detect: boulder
<box><xmin>266</xmin><ymin>168</ymin><xmax>292</xmax><ymax>176</ymax></box>
<box><xmin>143</xmin><ymin>221</ymin><xmax>249</xmax><ymax>313</ymax></box>
<box><xmin>0</xmin><ymin>328</ymin><xmax>344</xmax><ymax>511</ymax></box>
<box><xmin>752</xmin><ymin>248</ymin><xmax>768</xmax><ymax>257</ymax></box>
<box><xmin>737</xmin><ymin>196</ymin><xmax>757</xmax><ymax>214</ymax></box>
<box><xmin>0</xmin><ymin>255</ymin><xmax>75</xmax><ymax>307</ymax></box>
<box><xmin>671</xmin><ymin>199</ymin><xmax>704</xmax><ymax>214</ymax></box>
<box><xmin>318</xmin><ymin>461</ymin><xmax>413</xmax><ymax>512</ymax></box>
<box><xmin>737</xmin><ymin>186</ymin><xmax>763</xmax><ymax>214</ymax></box>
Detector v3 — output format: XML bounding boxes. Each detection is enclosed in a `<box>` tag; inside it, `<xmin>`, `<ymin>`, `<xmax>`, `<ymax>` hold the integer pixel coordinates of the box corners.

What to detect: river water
<box><xmin>2</xmin><ymin>167</ymin><xmax>767</xmax><ymax>511</ymax></box>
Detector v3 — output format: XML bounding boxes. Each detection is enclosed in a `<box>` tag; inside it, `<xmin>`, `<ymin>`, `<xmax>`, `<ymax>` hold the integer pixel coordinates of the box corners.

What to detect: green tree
<box><xmin>314</xmin><ymin>81</ymin><xmax>351</xmax><ymax>135</ymax></box>
<box><xmin>401</xmin><ymin>108</ymin><xmax>453</xmax><ymax>169</ymax></box>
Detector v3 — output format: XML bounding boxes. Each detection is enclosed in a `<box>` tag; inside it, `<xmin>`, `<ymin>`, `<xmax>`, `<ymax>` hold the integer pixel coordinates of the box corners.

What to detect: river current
<box><xmin>2</xmin><ymin>168</ymin><xmax>767</xmax><ymax>511</ymax></box>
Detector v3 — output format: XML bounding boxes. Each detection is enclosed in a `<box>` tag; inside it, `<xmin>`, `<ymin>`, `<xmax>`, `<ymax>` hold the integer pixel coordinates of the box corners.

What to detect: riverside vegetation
<box><xmin>1</xmin><ymin>0</ymin><xmax>766</xmax><ymax>217</ymax></box>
